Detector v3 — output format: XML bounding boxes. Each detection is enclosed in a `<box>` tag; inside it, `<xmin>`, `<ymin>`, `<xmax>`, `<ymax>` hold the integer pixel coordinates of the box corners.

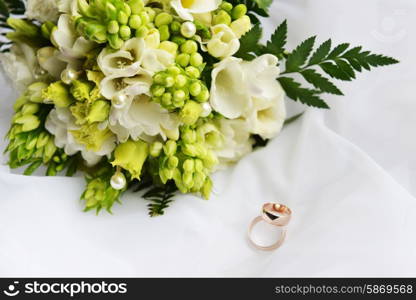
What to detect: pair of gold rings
<box><xmin>247</xmin><ymin>203</ymin><xmax>292</xmax><ymax>251</ymax></box>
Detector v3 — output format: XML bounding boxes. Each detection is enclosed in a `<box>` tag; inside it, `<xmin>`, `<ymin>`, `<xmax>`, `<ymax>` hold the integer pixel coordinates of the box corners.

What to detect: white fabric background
<box><xmin>1</xmin><ymin>0</ymin><xmax>416</xmax><ymax>277</ymax></box>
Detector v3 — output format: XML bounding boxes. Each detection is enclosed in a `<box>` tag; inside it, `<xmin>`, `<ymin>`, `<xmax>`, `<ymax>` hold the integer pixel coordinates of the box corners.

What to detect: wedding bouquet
<box><xmin>0</xmin><ymin>0</ymin><xmax>398</xmax><ymax>216</ymax></box>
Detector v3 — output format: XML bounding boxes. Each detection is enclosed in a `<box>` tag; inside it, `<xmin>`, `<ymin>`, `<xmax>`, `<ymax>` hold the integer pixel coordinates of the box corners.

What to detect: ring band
<box><xmin>247</xmin><ymin>203</ymin><xmax>292</xmax><ymax>251</ymax></box>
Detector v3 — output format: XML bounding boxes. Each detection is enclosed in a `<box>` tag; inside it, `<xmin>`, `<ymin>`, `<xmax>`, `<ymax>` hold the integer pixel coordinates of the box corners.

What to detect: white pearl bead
<box><xmin>112</xmin><ymin>93</ymin><xmax>127</xmax><ymax>109</ymax></box>
<box><xmin>201</xmin><ymin>102</ymin><xmax>212</xmax><ymax>117</ymax></box>
<box><xmin>110</xmin><ymin>172</ymin><xmax>127</xmax><ymax>190</ymax></box>
<box><xmin>61</xmin><ymin>68</ymin><xmax>78</xmax><ymax>85</ymax></box>
<box><xmin>181</xmin><ymin>22</ymin><xmax>197</xmax><ymax>38</ymax></box>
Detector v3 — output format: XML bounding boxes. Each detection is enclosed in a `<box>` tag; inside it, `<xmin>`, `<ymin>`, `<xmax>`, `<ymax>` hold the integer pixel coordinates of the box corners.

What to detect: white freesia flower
<box><xmin>98</xmin><ymin>38</ymin><xmax>174</xmax><ymax>100</ymax></box>
<box><xmin>37</xmin><ymin>47</ymin><xmax>67</xmax><ymax>79</ymax></box>
<box><xmin>57</xmin><ymin>0</ymin><xmax>79</xmax><ymax>15</ymax></box>
<box><xmin>207</xmin><ymin>24</ymin><xmax>240</xmax><ymax>59</ymax></box>
<box><xmin>210</xmin><ymin>54</ymin><xmax>286</xmax><ymax>139</ymax></box>
<box><xmin>98</xmin><ymin>38</ymin><xmax>146</xmax><ymax>77</ymax></box>
<box><xmin>100</xmin><ymin>72</ymin><xmax>153</xmax><ymax>100</ymax></box>
<box><xmin>51</xmin><ymin>14</ymin><xmax>95</xmax><ymax>62</ymax></box>
<box><xmin>171</xmin><ymin>0</ymin><xmax>221</xmax><ymax>21</ymax></box>
<box><xmin>26</xmin><ymin>0</ymin><xmax>59</xmax><ymax>23</ymax></box>
<box><xmin>45</xmin><ymin>108</ymin><xmax>116</xmax><ymax>166</ymax></box>
<box><xmin>0</xmin><ymin>43</ymin><xmax>39</xmax><ymax>91</ymax></box>
<box><xmin>109</xmin><ymin>94</ymin><xmax>180</xmax><ymax>142</ymax></box>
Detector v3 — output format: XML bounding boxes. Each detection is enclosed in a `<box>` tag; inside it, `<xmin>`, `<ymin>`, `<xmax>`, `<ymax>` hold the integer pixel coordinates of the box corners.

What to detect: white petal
<box><xmin>210</xmin><ymin>57</ymin><xmax>250</xmax><ymax>119</ymax></box>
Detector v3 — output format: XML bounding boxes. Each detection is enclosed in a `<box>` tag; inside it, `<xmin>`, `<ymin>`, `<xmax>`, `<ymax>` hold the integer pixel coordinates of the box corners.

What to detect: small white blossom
<box><xmin>207</xmin><ymin>24</ymin><xmax>240</xmax><ymax>59</ymax></box>
<box><xmin>171</xmin><ymin>0</ymin><xmax>221</xmax><ymax>21</ymax></box>
<box><xmin>26</xmin><ymin>0</ymin><xmax>60</xmax><ymax>23</ymax></box>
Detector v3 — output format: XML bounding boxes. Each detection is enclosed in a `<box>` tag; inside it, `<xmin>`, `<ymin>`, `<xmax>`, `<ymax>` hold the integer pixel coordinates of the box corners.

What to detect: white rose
<box><xmin>45</xmin><ymin>108</ymin><xmax>116</xmax><ymax>166</ymax></box>
<box><xmin>207</xmin><ymin>24</ymin><xmax>240</xmax><ymax>59</ymax></box>
<box><xmin>171</xmin><ymin>0</ymin><xmax>221</xmax><ymax>21</ymax></box>
<box><xmin>0</xmin><ymin>43</ymin><xmax>39</xmax><ymax>91</ymax></box>
<box><xmin>210</xmin><ymin>54</ymin><xmax>286</xmax><ymax>139</ymax></box>
<box><xmin>51</xmin><ymin>14</ymin><xmax>96</xmax><ymax>63</ymax></box>
<box><xmin>26</xmin><ymin>0</ymin><xmax>59</xmax><ymax>23</ymax></box>
<box><xmin>109</xmin><ymin>94</ymin><xmax>180</xmax><ymax>142</ymax></box>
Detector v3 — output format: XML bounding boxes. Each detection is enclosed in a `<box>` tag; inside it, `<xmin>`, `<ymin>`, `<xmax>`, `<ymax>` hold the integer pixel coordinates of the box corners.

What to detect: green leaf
<box><xmin>327</xmin><ymin>43</ymin><xmax>350</xmax><ymax>59</ymax></box>
<box><xmin>301</xmin><ymin>69</ymin><xmax>343</xmax><ymax>95</ymax></box>
<box><xmin>320</xmin><ymin>62</ymin><xmax>352</xmax><ymax>81</ymax></box>
<box><xmin>265</xmin><ymin>20</ymin><xmax>287</xmax><ymax>57</ymax></box>
<box><xmin>252</xmin><ymin>0</ymin><xmax>273</xmax><ymax>10</ymax></box>
<box><xmin>24</xmin><ymin>160</ymin><xmax>42</xmax><ymax>175</ymax></box>
<box><xmin>144</xmin><ymin>182</ymin><xmax>177</xmax><ymax>217</ymax></box>
<box><xmin>285</xmin><ymin>36</ymin><xmax>316</xmax><ymax>72</ymax></box>
<box><xmin>284</xmin><ymin>112</ymin><xmax>304</xmax><ymax>127</ymax></box>
<box><xmin>278</xmin><ymin>77</ymin><xmax>330</xmax><ymax>109</ymax></box>
<box><xmin>308</xmin><ymin>39</ymin><xmax>331</xmax><ymax>65</ymax></box>
<box><xmin>234</xmin><ymin>23</ymin><xmax>262</xmax><ymax>60</ymax></box>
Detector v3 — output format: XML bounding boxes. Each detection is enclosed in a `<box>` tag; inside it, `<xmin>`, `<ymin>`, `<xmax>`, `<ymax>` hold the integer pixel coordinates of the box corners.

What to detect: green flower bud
<box><xmin>194</xmin><ymin>159</ymin><xmax>204</xmax><ymax>172</ymax></box>
<box><xmin>129</xmin><ymin>14</ymin><xmax>142</xmax><ymax>29</ymax></box>
<box><xmin>119</xmin><ymin>25</ymin><xmax>131</xmax><ymax>40</ymax></box>
<box><xmin>163</xmin><ymin>140</ymin><xmax>177</xmax><ymax>156</ymax></box>
<box><xmin>185</xmin><ymin>66</ymin><xmax>200</xmax><ymax>78</ymax></box>
<box><xmin>201</xmin><ymin>177</ymin><xmax>213</xmax><ymax>199</ymax></box>
<box><xmin>108</xmin><ymin>33</ymin><xmax>123</xmax><ymax>49</ymax></box>
<box><xmin>123</xmin><ymin>2</ymin><xmax>132</xmax><ymax>16</ymax></box>
<box><xmin>135</xmin><ymin>26</ymin><xmax>149</xmax><ymax>38</ymax></box>
<box><xmin>180</xmin><ymin>101</ymin><xmax>202</xmax><ymax>125</ymax></box>
<box><xmin>195</xmin><ymin>89</ymin><xmax>209</xmax><ymax>102</ymax></box>
<box><xmin>160</xmin><ymin>168</ymin><xmax>174</xmax><ymax>184</ymax></box>
<box><xmin>85</xmin><ymin>22</ymin><xmax>106</xmax><ymax>39</ymax></box>
<box><xmin>150</xmin><ymin>141</ymin><xmax>163</xmax><ymax>157</ymax></box>
<box><xmin>213</xmin><ymin>10</ymin><xmax>232</xmax><ymax>26</ymax></box>
<box><xmin>41</xmin><ymin>21</ymin><xmax>55</xmax><ymax>39</ymax></box>
<box><xmin>183</xmin><ymin>159</ymin><xmax>195</xmax><ymax>172</ymax></box>
<box><xmin>168</xmin><ymin>66</ymin><xmax>181</xmax><ymax>75</ymax></box>
<box><xmin>118</xmin><ymin>11</ymin><xmax>129</xmax><ymax>25</ymax></box>
<box><xmin>165</xmin><ymin>76</ymin><xmax>175</xmax><ymax>87</ymax></box>
<box><xmin>139</xmin><ymin>11</ymin><xmax>150</xmax><ymax>24</ymax></box>
<box><xmin>77</xmin><ymin>0</ymin><xmax>92</xmax><ymax>17</ymax></box>
<box><xmin>182</xmin><ymin>128</ymin><xmax>197</xmax><ymax>144</ymax></box>
<box><xmin>151</xmin><ymin>85</ymin><xmax>165</xmax><ymax>97</ymax></box>
<box><xmin>7</xmin><ymin>18</ymin><xmax>39</xmax><ymax>37</ymax></box>
<box><xmin>183</xmin><ymin>171</ymin><xmax>194</xmax><ymax>189</ymax></box>
<box><xmin>43</xmin><ymin>139</ymin><xmax>57</xmax><ymax>163</ymax></box>
<box><xmin>232</xmin><ymin>4</ymin><xmax>247</xmax><ymax>20</ymax></box>
<box><xmin>107</xmin><ymin>20</ymin><xmax>119</xmax><ymax>34</ymax></box>
<box><xmin>27</xmin><ymin>82</ymin><xmax>47</xmax><ymax>103</ymax></box>
<box><xmin>36</xmin><ymin>132</ymin><xmax>50</xmax><ymax>149</ymax></box>
<box><xmin>230</xmin><ymin>15</ymin><xmax>251</xmax><ymax>38</ymax></box>
<box><xmin>174</xmin><ymin>74</ymin><xmax>188</xmax><ymax>88</ymax></box>
<box><xmin>176</xmin><ymin>53</ymin><xmax>190</xmax><ymax>67</ymax></box>
<box><xmin>42</xmin><ymin>81</ymin><xmax>74</xmax><ymax>107</ymax></box>
<box><xmin>173</xmin><ymin>169</ymin><xmax>188</xmax><ymax>193</ymax></box>
<box><xmin>170</xmin><ymin>21</ymin><xmax>181</xmax><ymax>33</ymax></box>
<box><xmin>182</xmin><ymin>144</ymin><xmax>198</xmax><ymax>157</ymax></box>
<box><xmin>180</xmin><ymin>40</ymin><xmax>198</xmax><ymax>54</ymax></box>
<box><xmin>145</xmin><ymin>7</ymin><xmax>156</xmax><ymax>22</ymax></box>
<box><xmin>159</xmin><ymin>41</ymin><xmax>178</xmax><ymax>56</ymax></box>
<box><xmin>173</xmin><ymin>98</ymin><xmax>185</xmax><ymax>108</ymax></box>
<box><xmin>202</xmin><ymin>150</ymin><xmax>218</xmax><ymax>169</ymax></box>
<box><xmin>153</xmin><ymin>73</ymin><xmax>166</xmax><ymax>84</ymax></box>
<box><xmin>220</xmin><ymin>1</ymin><xmax>233</xmax><ymax>13</ymax></box>
<box><xmin>167</xmin><ymin>156</ymin><xmax>179</xmax><ymax>169</ymax></box>
<box><xmin>128</xmin><ymin>0</ymin><xmax>144</xmax><ymax>14</ymax></box>
<box><xmin>158</xmin><ymin>24</ymin><xmax>170</xmax><ymax>41</ymax></box>
<box><xmin>171</xmin><ymin>35</ymin><xmax>186</xmax><ymax>45</ymax></box>
<box><xmin>21</xmin><ymin>103</ymin><xmax>40</xmax><ymax>115</ymax></box>
<box><xmin>190</xmin><ymin>53</ymin><xmax>203</xmax><ymax>67</ymax></box>
<box><xmin>13</xmin><ymin>95</ymin><xmax>29</xmax><ymax>111</ymax></box>
<box><xmin>193</xmin><ymin>171</ymin><xmax>206</xmax><ymax>190</ymax></box>
<box><xmin>189</xmin><ymin>81</ymin><xmax>202</xmax><ymax>97</ymax></box>
<box><xmin>112</xmin><ymin>140</ymin><xmax>149</xmax><ymax>180</ymax></box>
<box><xmin>25</xmin><ymin>136</ymin><xmax>38</xmax><ymax>151</ymax></box>
<box><xmin>155</xmin><ymin>12</ymin><xmax>173</xmax><ymax>27</ymax></box>
<box><xmin>14</xmin><ymin>115</ymin><xmax>40</xmax><ymax>132</ymax></box>
<box><xmin>173</xmin><ymin>89</ymin><xmax>187</xmax><ymax>102</ymax></box>
<box><xmin>161</xmin><ymin>92</ymin><xmax>172</xmax><ymax>106</ymax></box>
<box><xmin>87</xmin><ymin>100</ymin><xmax>110</xmax><ymax>123</ymax></box>
<box><xmin>105</xmin><ymin>2</ymin><xmax>118</xmax><ymax>20</ymax></box>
